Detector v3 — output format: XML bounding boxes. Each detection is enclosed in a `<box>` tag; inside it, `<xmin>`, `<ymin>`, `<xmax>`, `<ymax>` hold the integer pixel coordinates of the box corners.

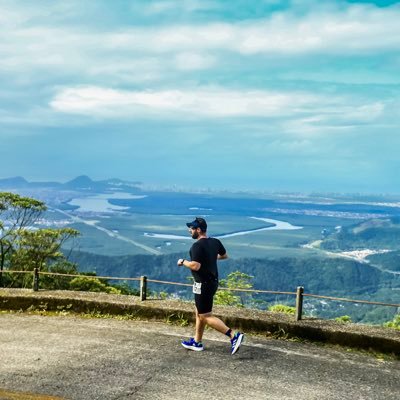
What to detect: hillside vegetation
<box><xmin>320</xmin><ymin>217</ymin><xmax>400</xmax><ymax>251</ymax></box>
<box><xmin>367</xmin><ymin>250</ymin><xmax>400</xmax><ymax>272</ymax></box>
<box><xmin>68</xmin><ymin>249</ymin><xmax>400</xmax><ymax>324</ymax></box>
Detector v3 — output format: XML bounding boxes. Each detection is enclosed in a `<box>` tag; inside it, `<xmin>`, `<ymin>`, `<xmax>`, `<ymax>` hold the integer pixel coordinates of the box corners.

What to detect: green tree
<box><xmin>9</xmin><ymin>227</ymin><xmax>80</xmax><ymax>288</ymax></box>
<box><xmin>42</xmin><ymin>260</ymin><xmax>80</xmax><ymax>290</ymax></box>
<box><xmin>0</xmin><ymin>192</ymin><xmax>46</xmax><ymax>285</ymax></box>
<box><xmin>215</xmin><ymin>271</ymin><xmax>254</xmax><ymax>307</ymax></box>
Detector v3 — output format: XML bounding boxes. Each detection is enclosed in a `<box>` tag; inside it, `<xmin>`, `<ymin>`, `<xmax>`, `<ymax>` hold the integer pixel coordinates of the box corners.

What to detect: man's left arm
<box><xmin>217</xmin><ymin>239</ymin><xmax>228</xmax><ymax>260</ymax></box>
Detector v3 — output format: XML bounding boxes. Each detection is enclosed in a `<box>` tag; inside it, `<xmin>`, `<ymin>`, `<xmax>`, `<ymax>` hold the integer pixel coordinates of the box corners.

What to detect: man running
<box><xmin>177</xmin><ymin>217</ymin><xmax>244</xmax><ymax>355</ymax></box>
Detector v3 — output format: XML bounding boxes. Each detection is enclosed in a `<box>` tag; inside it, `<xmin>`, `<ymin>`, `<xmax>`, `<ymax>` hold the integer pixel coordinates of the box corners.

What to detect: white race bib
<box><xmin>193</xmin><ymin>282</ymin><xmax>202</xmax><ymax>295</ymax></box>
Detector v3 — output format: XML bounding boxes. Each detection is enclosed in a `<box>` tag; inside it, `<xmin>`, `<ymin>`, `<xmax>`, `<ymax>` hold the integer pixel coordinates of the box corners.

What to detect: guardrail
<box><xmin>1</xmin><ymin>269</ymin><xmax>400</xmax><ymax>322</ymax></box>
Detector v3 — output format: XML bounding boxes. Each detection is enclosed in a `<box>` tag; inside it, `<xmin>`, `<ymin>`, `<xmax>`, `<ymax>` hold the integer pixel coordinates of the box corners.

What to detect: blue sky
<box><xmin>1</xmin><ymin>0</ymin><xmax>399</xmax><ymax>194</ymax></box>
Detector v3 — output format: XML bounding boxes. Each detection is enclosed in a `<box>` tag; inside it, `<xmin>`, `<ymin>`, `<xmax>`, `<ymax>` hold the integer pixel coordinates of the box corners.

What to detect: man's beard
<box><xmin>191</xmin><ymin>231</ymin><xmax>199</xmax><ymax>239</ymax></box>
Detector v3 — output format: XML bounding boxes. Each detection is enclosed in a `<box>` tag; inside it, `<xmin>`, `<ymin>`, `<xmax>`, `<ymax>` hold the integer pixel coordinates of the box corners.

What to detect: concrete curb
<box><xmin>1</xmin><ymin>289</ymin><xmax>399</xmax><ymax>356</ymax></box>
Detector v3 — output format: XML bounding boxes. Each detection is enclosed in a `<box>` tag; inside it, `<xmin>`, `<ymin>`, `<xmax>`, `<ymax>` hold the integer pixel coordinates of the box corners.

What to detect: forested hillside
<box><xmin>68</xmin><ymin>250</ymin><xmax>398</xmax><ymax>297</ymax></box>
<box><xmin>367</xmin><ymin>250</ymin><xmax>400</xmax><ymax>272</ymax></box>
<box><xmin>320</xmin><ymin>217</ymin><xmax>400</xmax><ymax>251</ymax></box>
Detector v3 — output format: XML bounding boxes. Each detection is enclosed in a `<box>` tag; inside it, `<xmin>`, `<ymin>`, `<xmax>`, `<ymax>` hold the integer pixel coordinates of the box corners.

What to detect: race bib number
<box><xmin>193</xmin><ymin>282</ymin><xmax>202</xmax><ymax>295</ymax></box>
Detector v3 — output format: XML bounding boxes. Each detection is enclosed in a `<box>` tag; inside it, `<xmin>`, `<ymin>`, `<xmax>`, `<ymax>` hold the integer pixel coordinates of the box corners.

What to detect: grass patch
<box><xmin>268</xmin><ymin>304</ymin><xmax>296</xmax><ymax>315</ymax></box>
<box><xmin>165</xmin><ymin>312</ymin><xmax>189</xmax><ymax>327</ymax></box>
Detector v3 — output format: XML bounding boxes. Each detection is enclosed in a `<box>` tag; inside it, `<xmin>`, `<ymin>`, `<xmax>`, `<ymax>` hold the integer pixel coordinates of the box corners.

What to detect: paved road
<box><xmin>0</xmin><ymin>314</ymin><xmax>399</xmax><ymax>400</ymax></box>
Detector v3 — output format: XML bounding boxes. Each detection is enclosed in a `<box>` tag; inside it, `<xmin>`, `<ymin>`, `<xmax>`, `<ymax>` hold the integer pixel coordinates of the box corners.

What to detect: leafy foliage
<box><xmin>215</xmin><ymin>271</ymin><xmax>254</xmax><ymax>307</ymax></box>
<box><xmin>0</xmin><ymin>192</ymin><xmax>47</xmax><ymax>282</ymax></box>
<box><xmin>41</xmin><ymin>260</ymin><xmax>80</xmax><ymax>290</ymax></box>
<box><xmin>69</xmin><ymin>276</ymin><xmax>121</xmax><ymax>294</ymax></box>
<box><xmin>0</xmin><ymin>192</ymin><xmax>81</xmax><ymax>288</ymax></box>
<box><xmin>384</xmin><ymin>314</ymin><xmax>400</xmax><ymax>330</ymax></box>
<box><xmin>268</xmin><ymin>304</ymin><xmax>296</xmax><ymax>314</ymax></box>
<box><xmin>335</xmin><ymin>315</ymin><xmax>352</xmax><ymax>323</ymax></box>
<box><xmin>11</xmin><ymin>228</ymin><xmax>80</xmax><ymax>271</ymax></box>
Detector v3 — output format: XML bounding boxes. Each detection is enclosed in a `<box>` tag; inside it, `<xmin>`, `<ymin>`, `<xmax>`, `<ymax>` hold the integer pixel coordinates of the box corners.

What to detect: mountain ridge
<box><xmin>0</xmin><ymin>175</ymin><xmax>142</xmax><ymax>192</ymax></box>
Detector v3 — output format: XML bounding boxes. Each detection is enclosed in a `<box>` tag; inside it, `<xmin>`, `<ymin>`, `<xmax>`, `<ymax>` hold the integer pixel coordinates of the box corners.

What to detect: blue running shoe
<box><xmin>181</xmin><ymin>337</ymin><xmax>204</xmax><ymax>352</ymax></box>
<box><xmin>230</xmin><ymin>332</ymin><xmax>244</xmax><ymax>355</ymax></box>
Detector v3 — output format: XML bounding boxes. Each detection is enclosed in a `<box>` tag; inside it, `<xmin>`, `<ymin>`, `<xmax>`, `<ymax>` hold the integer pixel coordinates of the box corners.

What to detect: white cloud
<box><xmin>49</xmin><ymin>85</ymin><xmax>385</xmax><ymax>129</ymax></box>
<box><xmin>101</xmin><ymin>6</ymin><xmax>400</xmax><ymax>56</ymax></box>
<box><xmin>1</xmin><ymin>1</ymin><xmax>399</xmax><ymax>137</ymax></box>
<box><xmin>281</xmin><ymin>101</ymin><xmax>386</xmax><ymax>136</ymax></box>
<box><xmin>345</xmin><ymin>102</ymin><xmax>385</xmax><ymax>122</ymax></box>
<box><xmin>50</xmin><ymin>86</ymin><xmax>315</xmax><ymax>118</ymax></box>
<box><xmin>174</xmin><ymin>52</ymin><xmax>216</xmax><ymax>70</ymax></box>
<box><xmin>136</xmin><ymin>0</ymin><xmax>218</xmax><ymax>15</ymax></box>
<box><xmin>1</xmin><ymin>3</ymin><xmax>400</xmax><ymax>82</ymax></box>
<box><xmin>234</xmin><ymin>6</ymin><xmax>400</xmax><ymax>55</ymax></box>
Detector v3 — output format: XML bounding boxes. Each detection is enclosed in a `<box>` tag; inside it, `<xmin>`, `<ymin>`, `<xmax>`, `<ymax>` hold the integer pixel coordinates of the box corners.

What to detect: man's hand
<box><xmin>177</xmin><ymin>258</ymin><xmax>185</xmax><ymax>266</ymax></box>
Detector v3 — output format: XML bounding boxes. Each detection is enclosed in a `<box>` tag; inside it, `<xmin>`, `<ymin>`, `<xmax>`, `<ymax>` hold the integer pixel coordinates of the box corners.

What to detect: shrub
<box><xmin>335</xmin><ymin>315</ymin><xmax>352</xmax><ymax>323</ymax></box>
<box><xmin>269</xmin><ymin>304</ymin><xmax>296</xmax><ymax>315</ymax></box>
<box><xmin>384</xmin><ymin>314</ymin><xmax>400</xmax><ymax>330</ymax></box>
<box><xmin>215</xmin><ymin>271</ymin><xmax>254</xmax><ymax>307</ymax></box>
<box><xmin>69</xmin><ymin>276</ymin><xmax>121</xmax><ymax>294</ymax></box>
<box><xmin>215</xmin><ymin>289</ymin><xmax>243</xmax><ymax>307</ymax></box>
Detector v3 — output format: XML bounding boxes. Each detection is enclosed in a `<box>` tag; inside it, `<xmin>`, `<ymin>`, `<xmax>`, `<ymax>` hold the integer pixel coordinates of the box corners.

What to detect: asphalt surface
<box><xmin>0</xmin><ymin>314</ymin><xmax>399</xmax><ymax>400</ymax></box>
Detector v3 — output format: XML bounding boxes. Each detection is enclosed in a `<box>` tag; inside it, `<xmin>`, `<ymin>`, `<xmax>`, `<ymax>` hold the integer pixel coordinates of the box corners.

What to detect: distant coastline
<box><xmin>144</xmin><ymin>217</ymin><xmax>303</xmax><ymax>240</ymax></box>
<box><xmin>68</xmin><ymin>192</ymin><xmax>147</xmax><ymax>212</ymax></box>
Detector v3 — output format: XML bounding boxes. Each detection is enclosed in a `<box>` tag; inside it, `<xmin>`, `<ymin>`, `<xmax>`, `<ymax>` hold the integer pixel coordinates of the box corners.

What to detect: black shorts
<box><xmin>194</xmin><ymin>280</ymin><xmax>218</xmax><ymax>315</ymax></box>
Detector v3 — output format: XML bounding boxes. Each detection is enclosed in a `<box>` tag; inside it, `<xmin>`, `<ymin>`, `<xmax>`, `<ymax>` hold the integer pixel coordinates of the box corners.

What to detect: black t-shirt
<box><xmin>189</xmin><ymin>237</ymin><xmax>226</xmax><ymax>283</ymax></box>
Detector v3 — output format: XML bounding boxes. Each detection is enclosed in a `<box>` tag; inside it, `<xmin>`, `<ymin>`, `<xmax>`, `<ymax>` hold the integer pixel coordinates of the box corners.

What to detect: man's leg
<box><xmin>195</xmin><ymin>284</ymin><xmax>233</xmax><ymax>340</ymax></box>
<box><xmin>194</xmin><ymin>312</ymin><xmax>244</xmax><ymax>354</ymax></box>
<box><xmin>195</xmin><ymin>308</ymin><xmax>207</xmax><ymax>343</ymax></box>
<box><xmin>197</xmin><ymin>312</ymin><xmax>233</xmax><ymax>338</ymax></box>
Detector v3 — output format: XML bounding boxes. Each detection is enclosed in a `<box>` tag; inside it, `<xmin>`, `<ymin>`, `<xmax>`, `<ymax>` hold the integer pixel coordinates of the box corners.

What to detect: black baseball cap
<box><xmin>186</xmin><ymin>217</ymin><xmax>207</xmax><ymax>231</ymax></box>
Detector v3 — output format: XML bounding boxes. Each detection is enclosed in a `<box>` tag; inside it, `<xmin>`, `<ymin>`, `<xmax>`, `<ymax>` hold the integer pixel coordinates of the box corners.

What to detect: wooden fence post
<box><xmin>140</xmin><ymin>276</ymin><xmax>147</xmax><ymax>301</ymax></box>
<box><xmin>295</xmin><ymin>286</ymin><xmax>304</xmax><ymax>321</ymax></box>
<box><xmin>33</xmin><ymin>268</ymin><xmax>39</xmax><ymax>292</ymax></box>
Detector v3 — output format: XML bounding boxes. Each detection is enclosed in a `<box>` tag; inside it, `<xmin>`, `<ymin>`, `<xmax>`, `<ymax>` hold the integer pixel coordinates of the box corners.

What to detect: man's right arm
<box><xmin>177</xmin><ymin>258</ymin><xmax>201</xmax><ymax>271</ymax></box>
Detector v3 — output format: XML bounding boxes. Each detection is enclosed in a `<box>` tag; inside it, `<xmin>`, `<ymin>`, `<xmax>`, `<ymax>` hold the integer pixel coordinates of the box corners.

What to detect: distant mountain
<box><xmin>0</xmin><ymin>175</ymin><xmax>142</xmax><ymax>193</ymax></box>
<box><xmin>0</xmin><ymin>176</ymin><xmax>29</xmax><ymax>188</ymax></box>
<box><xmin>63</xmin><ymin>175</ymin><xmax>95</xmax><ymax>190</ymax></box>
<box><xmin>62</xmin><ymin>176</ymin><xmax>143</xmax><ymax>192</ymax></box>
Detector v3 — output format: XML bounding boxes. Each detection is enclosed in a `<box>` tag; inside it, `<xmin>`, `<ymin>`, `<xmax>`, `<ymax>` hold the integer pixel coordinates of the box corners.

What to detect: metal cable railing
<box><xmin>1</xmin><ymin>269</ymin><xmax>399</xmax><ymax>321</ymax></box>
<box><xmin>304</xmin><ymin>293</ymin><xmax>400</xmax><ymax>308</ymax></box>
<box><xmin>38</xmin><ymin>271</ymin><xmax>141</xmax><ymax>282</ymax></box>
